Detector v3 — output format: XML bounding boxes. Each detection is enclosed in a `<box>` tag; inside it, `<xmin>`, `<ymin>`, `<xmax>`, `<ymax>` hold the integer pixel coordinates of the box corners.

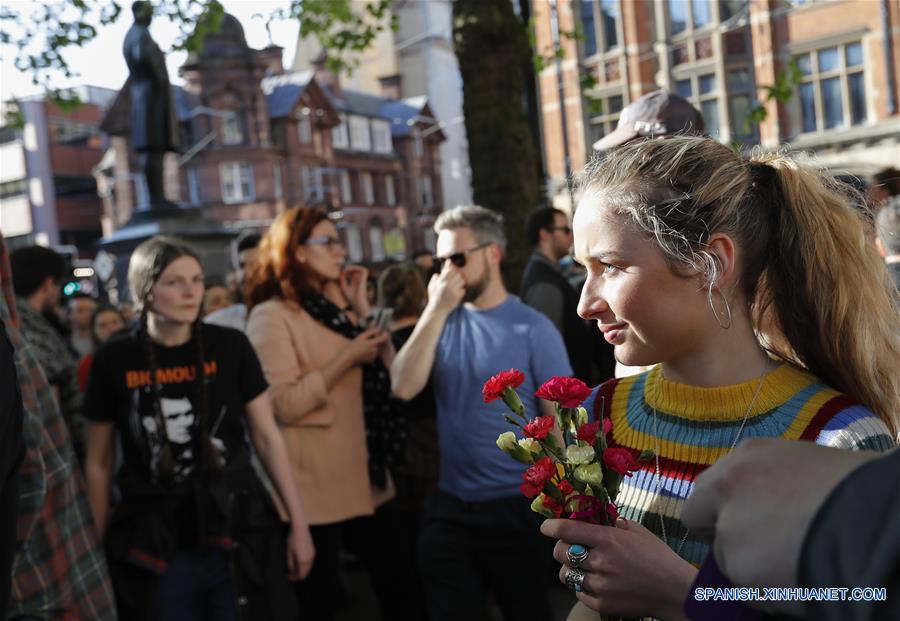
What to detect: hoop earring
<box><xmin>709</xmin><ymin>287</ymin><xmax>733</xmax><ymax>330</ymax></box>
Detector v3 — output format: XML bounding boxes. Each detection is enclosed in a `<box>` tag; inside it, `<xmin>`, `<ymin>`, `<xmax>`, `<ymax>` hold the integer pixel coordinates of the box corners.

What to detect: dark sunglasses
<box><xmin>433</xmin><ymin>242</ymin><xmax>491</xmax><ymax>269</ymax></box>
<box><xmin>305</xmin><ymin>235</ymin><xmax>345</xmax><ymax>249</ymax></box>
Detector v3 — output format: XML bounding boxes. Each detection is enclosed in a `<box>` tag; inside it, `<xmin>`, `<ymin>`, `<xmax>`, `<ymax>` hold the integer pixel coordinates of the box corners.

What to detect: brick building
<box><xmin>1</xmin><ymin>85</ymin><xmax>116</xmax><ymax>252</ymax></box>
<box><xmin>98</xmin><ymin>13</ymin><xmax>445</xmax><ymax>263</ymax></box>
<box><xmin>533</xmin><ymin>0</ymin><xmax>900</xmax><ymax>208</ymax></box>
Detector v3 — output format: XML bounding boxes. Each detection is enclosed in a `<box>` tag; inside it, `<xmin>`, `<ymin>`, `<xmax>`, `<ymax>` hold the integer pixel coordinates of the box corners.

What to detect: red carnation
<box><xmin>603</xmin><ymin>447</ymin><xmax>641</xmax><ymax>476</ymax></box>
<box><xmin>542</xmin><ymin>494</ymin><xmax>564</xmax><ymax>518</ymax></box>
<box><xmin>575</xmin><ymin>421</ymin><xmax>601</xmax><ymax>446</ymax></box>
<box><xmin>603</xmin><ymin>418</ymin><xmax>613</xmax><ymax>435</ymax></box>
<box><xmin>482</xmin><ymin>369</ymin><xmax>526</xmax><ymax>403</ymax></box>
<box><xmin>535</xmin><ymin>376</ymin><xmax>593</xmax><ymax>408</ymax></box>
<box><xmin>557</xmin><ymin>479</ymin><xmax>574</xmax><ymax>497</ymax></box>
<box><xmin>523</xmin><ymin>416</ymin><xmax>555</xmax><ymax>440</ymax></box>
<box><xmin>606</xmin><ymin>502</ymin><xmax>620</xmax><ymax>522</ymax></box>
<box><xmin>521</xmin><ymin>456</ymin><xmax>556</xmax><ymax>498</ymax></box>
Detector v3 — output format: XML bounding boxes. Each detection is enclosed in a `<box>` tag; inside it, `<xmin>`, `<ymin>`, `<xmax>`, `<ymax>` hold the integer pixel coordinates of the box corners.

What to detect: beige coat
<box><xmin>246</xmin><ymin>298</ymin><xmax>391</xmax><ymax>525</ymax></box>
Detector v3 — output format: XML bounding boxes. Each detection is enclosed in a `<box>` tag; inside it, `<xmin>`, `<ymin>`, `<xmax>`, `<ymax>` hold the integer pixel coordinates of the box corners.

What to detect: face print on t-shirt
<box><xmin>158</xmin><ymin>396</ymin><xmax>194</xmax><ymax>444</ymax></box>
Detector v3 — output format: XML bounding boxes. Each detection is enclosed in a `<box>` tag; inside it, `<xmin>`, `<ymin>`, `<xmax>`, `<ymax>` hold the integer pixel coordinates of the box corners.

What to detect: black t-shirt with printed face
<box><xmin>84</xmin><ymin>323</ymin><xmax>268</xmax><ymax>493</ymax></box>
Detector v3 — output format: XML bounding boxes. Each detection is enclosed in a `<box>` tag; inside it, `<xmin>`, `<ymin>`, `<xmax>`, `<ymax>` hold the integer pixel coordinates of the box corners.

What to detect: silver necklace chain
<box><xmin>651</xmin><ymin>360</ymin><xmax>771</xmax><ymax>556</ymax></box>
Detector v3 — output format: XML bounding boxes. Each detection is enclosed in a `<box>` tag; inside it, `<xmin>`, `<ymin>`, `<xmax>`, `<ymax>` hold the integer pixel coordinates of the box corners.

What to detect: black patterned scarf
<box><xmin>301</xmin><ymin>293</ymin><xmax>406</xmax><ymax>489</ymax></box>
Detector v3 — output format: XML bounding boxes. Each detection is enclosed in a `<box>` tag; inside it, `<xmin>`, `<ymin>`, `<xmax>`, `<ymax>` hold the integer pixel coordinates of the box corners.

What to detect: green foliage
<box><xmin>745</xmin><ymin>59</ymin><xmax>804</xmax><ymax>132</ymax></box>
<box><xmin>265</xmin><ymin>0</ymin><xmax>396</xmax><ymax>75</ymax></box>
<box><xmin>158</xmin><ymin>0</ymin><xmax>226</xmax><ymax>53</ymax></box>
<box><xmin>1</xmin><ymin>0</ymin><xmax>122</xmax><ymax>108</ymax></box>
<box><xmin>0</xmin><ymin>0</ymin><xmax>394</xmax><ymax>104</ymax></box>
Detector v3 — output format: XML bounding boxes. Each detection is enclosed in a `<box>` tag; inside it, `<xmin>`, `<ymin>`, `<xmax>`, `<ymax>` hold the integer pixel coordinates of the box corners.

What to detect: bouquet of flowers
<box><xmin>483</xmin><ymin>370</ymin><xmax>653</xmax><ymax>525</ymax></box>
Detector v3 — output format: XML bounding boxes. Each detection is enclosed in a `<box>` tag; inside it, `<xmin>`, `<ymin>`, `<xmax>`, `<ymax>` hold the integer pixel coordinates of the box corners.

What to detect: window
<box><xmin>361</xmin><ymin>172</ymin><xmax>375</xmax><ymax>205</ymax></box>
<box><xmin>670</xmin><ymin>0</ymin><xmax>719</xmax><ymax>36</ymax></box>
<box><xmin>385</xmin><ymin>175</ymin><xmax>396</xmax><ymax>206</ymax></box>
<box><xmin>187</xmin><ymin>168</ymin><xmax>201</xmax><ymax>205</ymax></box>
<box><xmin>720</xmin><ymin>0</ymin><xmax>744</xmax><ymax>20</ymax></box>
<box><xmin>273</xmin><ymin>164</ymin><xmax>283</xmax><ymax>199</ymax></box>
<box><xmin>673</xmin><ymin>72</ymin><xmax>719</xmax><ymax>136</ymax></box>
<box><xmin>588</xmin><ymin>94</ymin><xmax>625</xmax><ymax>147</ymax></box>
<box><xmin>795</xmin><ymin>41</ymin><xmax>867</xmax><ymax>133</ymax></box>
<box><xmin>412</xmin><ymin>130</ymin><xmax>424</xmax><ymax>158</ymax></box>
<box><xmin>297</xmin><ymin>112</ymin><xmax>312</xmax><ymax>144</ymax></box>
<box><xmin>349</xmin><ymin>115</ymin><xmax>371</xmax><ymax>151</ymax></box>
<box><xmin>692</xmin><ymin>0</ymin><xmax>711</xmax><ymax>27</ymax></box>
<box><xmin>340</xmin><ymin>171</ymin><xmax>353</xmax><ymax>204</ymax></box>
<box><xmin>301</xmin><ymin>165</ymin><xmax>324</xmax><ymax>201</ymax></box>
<box><xmin>418</xmin><ymin>175</ymin><xmax>433</xmax><ymax>207</ymax></box>
<box><xmin>222</xmin><ymin>113</ymin><xmax>243</xmax><ymax>145</ymax></box>
<box><xmin>220</xmin><ymin>162</ymin><xmax>255</xmax><ymax>204</ymax></box>
<box><xmin>332</xmin><ymin>114</ymin><xmax>349</xmax><ymax>149</ymax></box>
<box><xmin>423</xmin><ymin>228</ymin><xmax>436</xmax><ymax>253</ymax></box>
<box><xmin>601</xmin><ymin>0</ymin><xmax>618</xmax><ymax>49</ymax></box>
<box><xmin>669</xmin><ymin>0</ymin><xmax>688</xmax><ymax>35</ymax></box>
<box><xmin>369</xmin><ymin>224</ymin><xmax>385</xmax><ymax>262</ymax></box>
<box><xmin>343</xmin><ymin>223</ymin><xmax>364</xmax><ymax>262</ymax></box>
<box><xmin>48</xmin><ymin>119</ymin><xmax>98</xmax><ymax>144</ymax></box>
<box><xmin>727</xmin><ymin>67</ymin><xmax>757</xmax><ymax>141</ymax></box>
<box><xmin>581</xmin><ymin>1</ymin><xmax>597</xmax><ymax>56</ymax></box>
<box><xmin>580</xmin><ymin>1</ymin><xmax>620</xmax><ymax>56</ymax></box>
<box><xmin>371</xmin><ymin>119</ymin><xmax>392</xmax><ymax>154</ymax></box>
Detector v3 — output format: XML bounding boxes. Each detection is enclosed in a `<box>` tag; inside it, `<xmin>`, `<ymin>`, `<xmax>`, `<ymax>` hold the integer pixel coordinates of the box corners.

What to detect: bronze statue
<box><xmin>123</xmin><ymin>1</ymin><xmax>180</xmax><ymax>209</ymax></box>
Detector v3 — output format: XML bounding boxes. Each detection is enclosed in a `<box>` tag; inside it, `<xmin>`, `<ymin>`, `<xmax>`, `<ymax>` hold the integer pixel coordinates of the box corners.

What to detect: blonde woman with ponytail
<box><xmin>538</xmin><ymin>137</ymin><xmax>898</xmax><ymax>621</ymax></box>
<box><xmin>83</xmin><ymin>236</ymin><xmax>314</xmax><ymax>621</ymax></box>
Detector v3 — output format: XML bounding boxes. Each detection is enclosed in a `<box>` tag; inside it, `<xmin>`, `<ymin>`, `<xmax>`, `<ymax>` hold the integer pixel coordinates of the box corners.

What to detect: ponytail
<box><xmin>752</xmin><ymin>153</ymin><xmax>900</xmax><ymax>436</ymax></box>
<box><xmin>575</xmin><ymin>137</ymin><xmax>899</xmax><ymax>436</ymax></box>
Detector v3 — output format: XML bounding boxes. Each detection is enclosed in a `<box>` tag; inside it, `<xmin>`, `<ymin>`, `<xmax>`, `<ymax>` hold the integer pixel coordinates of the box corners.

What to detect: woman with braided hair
<box><xmin>83</xmin><ymin>236</ymin><xmax>314</xmax><ymax>621</ymax></box>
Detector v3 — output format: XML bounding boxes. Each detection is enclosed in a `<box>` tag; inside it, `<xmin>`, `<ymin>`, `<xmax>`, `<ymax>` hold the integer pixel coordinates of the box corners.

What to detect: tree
<box><xmin>453</xmin><ymin>0</ymin><xmax>540</xmax><ymax>286</ymax></box>
<box><xmin>0</xmin><ymin>0</ymin><xmax>393</xmax><ymax>108</ymax></box>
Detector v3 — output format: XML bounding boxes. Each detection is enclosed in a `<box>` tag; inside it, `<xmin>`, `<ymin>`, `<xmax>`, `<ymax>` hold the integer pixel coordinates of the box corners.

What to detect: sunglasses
<box><xmin>433</xmin><ymin>242</ymin><xmax>491</xmax><ymax>269</ymax></box>
<box><xmin>548</xmin><ymin>226</ymin><xmax>572</xmax><ymax>234</ymax></box>
<box><xmin>305</xmin><ymin>235</ymin><xmax>345</xmax><ymax>250</ymax></box>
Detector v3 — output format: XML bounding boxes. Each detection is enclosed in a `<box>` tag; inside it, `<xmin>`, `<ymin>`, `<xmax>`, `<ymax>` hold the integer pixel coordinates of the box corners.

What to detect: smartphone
<box><xmin>372</xmin><ymin>308</ymin><xmax>394</xmax><ymax>331</ymax></box>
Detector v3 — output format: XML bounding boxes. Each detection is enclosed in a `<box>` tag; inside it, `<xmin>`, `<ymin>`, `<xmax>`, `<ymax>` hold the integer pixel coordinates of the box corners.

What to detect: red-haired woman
<box><xmin>245</xmin><ymin>208</ymin><xmax>419</xmax><ymax>621</ymax></box>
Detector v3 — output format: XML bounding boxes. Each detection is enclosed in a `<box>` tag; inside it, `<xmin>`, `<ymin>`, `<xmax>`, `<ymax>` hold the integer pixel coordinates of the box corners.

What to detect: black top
<box><xmin>0</xmin><ymin>318</ymin><xmax>24</xmax><ymax>616</ymax></box>
<box><xmin>799</xmin><ymin>449</ymin><xmax>900</xmax><ymax>621</ymax></box>
<box><xmin>83</xmin><ymin>323</ymin><xmax>269</xmax><ymax>559</ymax></box>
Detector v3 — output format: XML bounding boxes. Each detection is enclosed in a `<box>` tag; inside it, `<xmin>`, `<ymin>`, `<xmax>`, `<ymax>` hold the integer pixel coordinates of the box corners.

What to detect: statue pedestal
<box><xmin>100</xmin><ymin>203</ymin><xmax>236</xmax><ymax>301</ymax></box>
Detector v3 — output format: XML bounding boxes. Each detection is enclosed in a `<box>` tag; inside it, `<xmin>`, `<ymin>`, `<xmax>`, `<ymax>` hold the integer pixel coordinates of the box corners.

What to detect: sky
<box><xmin>0</xmin><ymin>1</ymin><xmax>300</xmax><ymax>103</ymax></box>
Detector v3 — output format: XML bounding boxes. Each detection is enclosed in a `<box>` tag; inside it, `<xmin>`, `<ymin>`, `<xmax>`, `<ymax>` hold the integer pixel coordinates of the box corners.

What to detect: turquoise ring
<box><xmin>566</xmin><ymin>544</ymin><xmax>590</xmax><ymax>569</ymax></box>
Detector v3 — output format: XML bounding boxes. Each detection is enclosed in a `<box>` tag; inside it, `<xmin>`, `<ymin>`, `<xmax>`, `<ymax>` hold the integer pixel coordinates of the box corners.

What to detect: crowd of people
<box><xmin>1</xmin><ymin>89</ymin><xmax>899</xmax><ymax>621</ymax></box>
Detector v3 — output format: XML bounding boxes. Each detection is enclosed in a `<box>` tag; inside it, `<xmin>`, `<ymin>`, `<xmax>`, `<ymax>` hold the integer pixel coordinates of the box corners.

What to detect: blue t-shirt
<box><xmin>432</xmin><ymin>296</ymin><xmax>572</xmax><ymax>502</ymax></box>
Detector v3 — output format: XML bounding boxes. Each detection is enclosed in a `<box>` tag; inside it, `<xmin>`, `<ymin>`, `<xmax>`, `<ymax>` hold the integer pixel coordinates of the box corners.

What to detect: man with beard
<box><xmin>391</xmin><ymin>205</ymin><xmax>571</xmax><ymax>621</ymax></box>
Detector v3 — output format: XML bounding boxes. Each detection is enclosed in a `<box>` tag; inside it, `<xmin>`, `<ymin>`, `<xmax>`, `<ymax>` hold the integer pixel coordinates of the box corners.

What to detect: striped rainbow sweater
<box><xmin>584</xmin><ymin>363</ymin><xmax>896</xmax><ymax>566</ymax></box>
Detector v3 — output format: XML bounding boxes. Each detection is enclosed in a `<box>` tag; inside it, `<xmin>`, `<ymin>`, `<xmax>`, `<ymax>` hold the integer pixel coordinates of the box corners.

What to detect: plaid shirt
<box><xmin>1</xmin><ymin>236</ymin><xmax>117</xmax><ymax>620</ymax></box>
<box><xmin>14</xmin><ymin>299</ymin><xmax>84</xmax><ymax>448</ymax></box>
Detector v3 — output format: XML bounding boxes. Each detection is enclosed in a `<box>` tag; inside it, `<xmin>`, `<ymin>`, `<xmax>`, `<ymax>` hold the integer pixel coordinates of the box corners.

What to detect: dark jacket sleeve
<box><xmin>0</xmin><ymin>319</ymin><xmax>24</xmax><ymax>616</ymax></box>
<box><xmin>799</xmin><ymin>449</ymin><xmax>900</xmax><ymax>621</ymax></box>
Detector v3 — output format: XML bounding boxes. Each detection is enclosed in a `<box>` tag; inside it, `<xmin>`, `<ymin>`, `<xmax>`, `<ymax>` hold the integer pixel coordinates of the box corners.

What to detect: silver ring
<box><xmin>565</xmin><ymin>544</ymin><xmax>590</xmax><ymax>569</ymax></box>
<box><xmin>565</xmin><ymin>566</ymin><xmax>586</xmax><ymax>593</ymax></box>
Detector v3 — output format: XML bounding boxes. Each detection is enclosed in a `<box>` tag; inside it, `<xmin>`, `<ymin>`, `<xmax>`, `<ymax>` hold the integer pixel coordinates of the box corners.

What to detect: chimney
<box><xmin>257</xmin><ymin>45</ymin><xmax>284</xmax><ymax>76</ymax></box>
<box><xmin>378</xmin><ymin>74</ymin><xmax>402</xmax><ymax>100</ymax></box>
<box><xmin>311</xmin><ymin>51</ymin><xmax>341</xmax><ymax>98</ymax></box>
